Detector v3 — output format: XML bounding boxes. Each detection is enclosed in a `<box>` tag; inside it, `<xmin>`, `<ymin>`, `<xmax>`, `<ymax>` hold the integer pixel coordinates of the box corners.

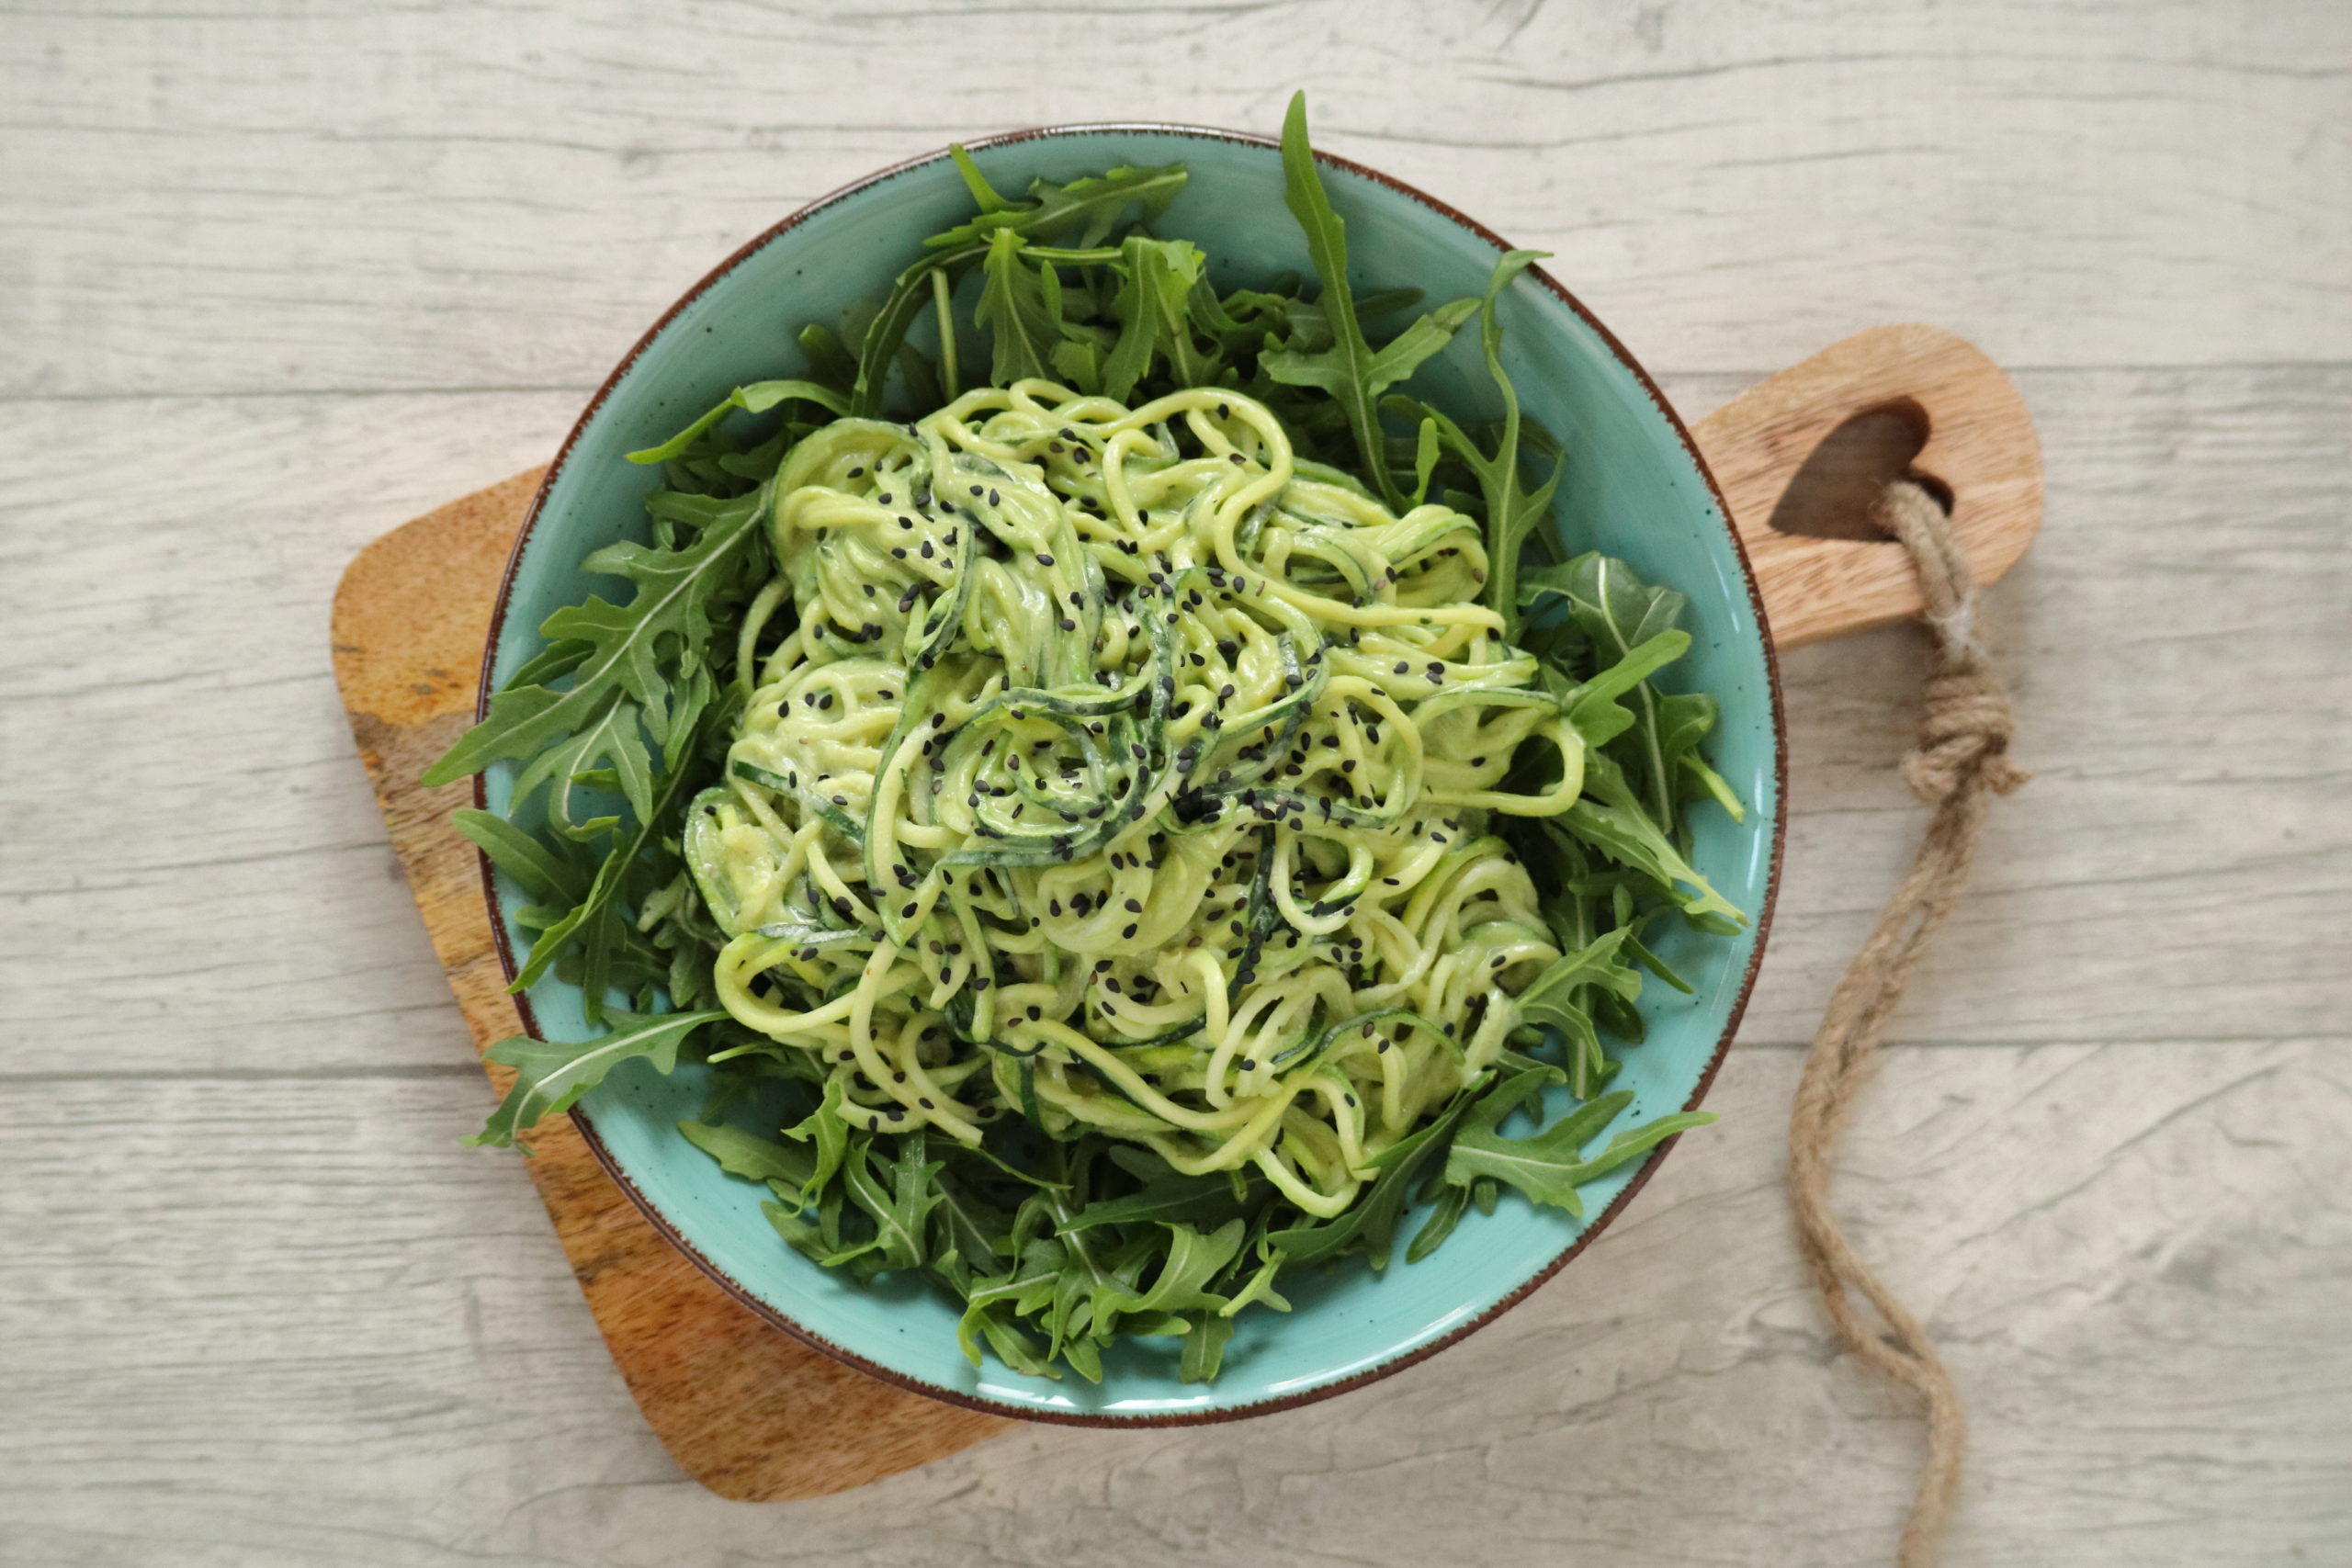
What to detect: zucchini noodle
<box><xmin>685</xmin><ymin>380</ymin><xmax>1586</xmax><ymax>1213</ymax></box>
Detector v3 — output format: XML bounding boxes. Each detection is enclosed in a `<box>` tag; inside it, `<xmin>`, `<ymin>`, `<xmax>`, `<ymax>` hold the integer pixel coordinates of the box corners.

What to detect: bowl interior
<box><xmin>481</xmin><ymin>127</ymin><xmax>1780</xmax><ymax>1420</ymax></box>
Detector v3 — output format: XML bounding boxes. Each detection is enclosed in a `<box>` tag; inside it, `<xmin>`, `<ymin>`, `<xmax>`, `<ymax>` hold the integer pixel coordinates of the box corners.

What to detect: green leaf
<box><xmin>1179</xmin><ymin>1311</ymin><xmax>1236</xmax><ymax>1383</ymax></box>
<box><xmin>924</xmin><ymin>162</ymin><xmax>1187</xmax><ymax>253</ymax></box>
<box><xmin>1061</xmin><ymin>1174</ymin><xmax>1237</xmax><ymax>1236</ymax></box>
<box><xmin>851</xmin><ymin>246</ymin><xmax>985</xmax><ymax>417</ymax></box>
<box><xmin>468</xmin><ymin>1008</ymin><xmax>726</xmax><ymax>1149</ymax></box>
<box><xmin>779</xmin><ymin>1077</ymin><xmax>852</xmax><ymax>1207</ymax></box>
<box><xmin>1122</xmin><ymin>1220</ymin><xmax>1247</xmax><ymax>1314</ymax></box>
<box><xmin>1219</xmin><ymin>1247</ymin><xmax>1293</xmax><ymax>1315</ymax></box>
<box><xmin>1522</xmin><ymin>551</ymin><xmax>1691</xmax><ymax>829</ymax></box>
<box><xmin>1405</xmin><ymin>1180</ymin><xmax>1471</xmax><ymax>1264</ymax></box>
<box><xmin>947</xmin><ymin>143</ymin><xmax>1016</xmax><ymax>213</ymax></box>
<box><xmin>1445</xmin><ymin>1080</ymin><xmax>1714</xmax><ymax>1217</ymax></box>
<box><xmin>424</xmin><ymin>489</ymin><xmax>766</xmax><ymax>788</ymax></box>
<box><xmin>932</xmin><ymin>1170</ymin><xmax>1014</xmax><ymax>1275</ymax></box>
<box><xmin>506</xmin><ymin>713</ymin><xmax>714</xmax><ymax>998</ymax></box>
<box><xmin>1268</xmin><ymin>95</ymin><xmax>1480</xmax><ymax>509</ymax></box>
<box><xmin>1267</xmin><ymin>1086</ymin><xmax>1482</xmax><ymax>1269</ymax></box>
<box><xmin>956</xmin><ymin>1233</ymin><xmax>1057</xmax><ymax>1364</ymax></box>
<box><xmin>625</xmin><ymin>379</ymin><xmax>848</xmax><ymax>466</ymax></box>
<box><xmin>797</xmin><ymin>323</ymin><xmax>858</xmax><ymax>393</ymax></box>
<box><xmin>1561</xmin><ymin>754</ymin><xmax>1744</xmax><ymax>925</ymax></box>
<box><xmin>1102</xmin><ymin>236</ymin><xmax>1212</xmax><ymax>400</ymax></box>
<box><xmin>1390</xmin><ymin>249</ymin><xmax>1558</xmax><ymax>636</ymax></box>
<box><xmin>1558</xmin><ymin>629</ymin><xmax>1691</xmax><ymax>753</ymax></box>
<box><xmin>841</xmin><ymin>1132</ymin><xmax>945</xmax><ymax>1272</ymax></box>
<box><xmin>1657</xmin><ymin>690</ymin><xmax>1747</xmax><ymax>823</ymax></box>
<box><xmin>976</xmin><ymin>229</ymin><xmax>1057</xmax><ymax>386</ymax></box>
<box><xmin>1513</xmin><ymin>928</ymin><xmax>1644</xmax><ymax>1034</ymax></box>
<box><xmin>453</xmin><ymin>807</ymin><xmax>588</xmax><ymax>906</ymax></box>
<box><xmin>1409</xmin><ymin>416</ymin><xmax>1441</xmax><ymax>504</ymax></box>
<box><xmin>680</xmin><ymin>1119</ymin><xmax>817</xmax><ymax>1189</ymax></box>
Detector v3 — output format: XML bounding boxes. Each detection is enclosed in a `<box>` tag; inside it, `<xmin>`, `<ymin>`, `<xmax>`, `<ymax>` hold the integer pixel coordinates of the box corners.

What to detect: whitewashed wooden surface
<box><xmin>2</xmin><ymin>2</ymin><xmax>2347</xmax><ymax>1563</ymax></box>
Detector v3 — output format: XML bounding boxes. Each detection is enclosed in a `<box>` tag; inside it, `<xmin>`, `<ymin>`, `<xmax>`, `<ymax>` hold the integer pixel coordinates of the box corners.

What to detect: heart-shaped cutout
<box><xmin>1766</xmin><ymin>399</ymin><xmax>1951</xmax><ymax>541</ymax></box>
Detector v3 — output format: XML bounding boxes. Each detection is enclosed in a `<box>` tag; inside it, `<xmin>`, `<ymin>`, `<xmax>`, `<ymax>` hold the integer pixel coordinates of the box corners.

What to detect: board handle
<box><xmin>1687</xmin><ymin>323</ymin><xmax>2042</xmax><ymax>649</ymax></box>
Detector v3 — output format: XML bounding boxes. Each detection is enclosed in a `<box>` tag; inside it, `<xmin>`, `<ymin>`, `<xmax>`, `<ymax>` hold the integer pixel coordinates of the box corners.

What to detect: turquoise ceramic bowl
<box><xmin>479</xmin><ymin>124</ymin><xmax>1783</xmax><ymax>1423</ymax></box>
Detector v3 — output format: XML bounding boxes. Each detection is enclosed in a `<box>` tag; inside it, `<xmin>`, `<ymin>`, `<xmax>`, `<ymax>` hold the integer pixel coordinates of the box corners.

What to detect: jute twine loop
<box><xmin>1786</xmin><ymin>479</ymin><xmax>2030</xmax><ymax>1568</ymax></box>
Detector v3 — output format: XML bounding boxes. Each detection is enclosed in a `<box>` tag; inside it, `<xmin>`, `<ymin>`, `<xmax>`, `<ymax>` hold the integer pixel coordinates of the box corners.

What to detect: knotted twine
<box><xmin>1786</xmin><ymin>479</ymin><xmax>2030</xmax><ymax>1568</ymax></box>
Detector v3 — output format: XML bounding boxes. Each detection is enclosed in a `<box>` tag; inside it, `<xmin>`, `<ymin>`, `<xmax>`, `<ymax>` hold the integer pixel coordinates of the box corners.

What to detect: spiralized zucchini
<box><xmin>687</xmin><ymin>381</ymin><xmax>1586</xmax><ymax>1218</ymax></box>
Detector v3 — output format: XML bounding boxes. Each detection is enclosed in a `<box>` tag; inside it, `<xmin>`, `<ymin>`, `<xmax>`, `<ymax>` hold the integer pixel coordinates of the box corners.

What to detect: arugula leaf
<box><xmin>467</xmin><ymin>1008</ymin><xmax>727</xmax><ymax>1149</ymax></box>
<box><xmin>932</xmin><ymin>1169</ymin><xmax>1014</xmax><ymax>1280</ymax></box>
<box><xmin>1268</xmin><ymin>93</ymin><xmax>1481</xmax><ymax>510</ymax></box>
<box><xmin>1520</xmin><ymin>551</ymin><xmax>1745</xmax><ymax>835</ymax></box>
<box><xmin>956</xmin><ymin>1242</ymin><xmax>1063</xmax><ymax>1378</ymax></box>
<box><xmin>976</xmin><ymin>229</ymin><xmax>1058</xmax><ymax>386</ymax></box>
<box><xmin>679</xmin><ymin>1119</ymin><xmax>816</xmax><ymax>1189</ymax></box>
<box><xmin>424</xmin><ymin>489</ymin><xmax>766</xmax><ymax>789</ymax></box>
<box><xmin>1445</xmin><ymin>1082</ymin><xmax>1715</xmax><ymax>1218</ymax></box>
<box><xmin>1658</xmin><ymin>690</ymin><xmax>1747</xmax><ymax>823</ymax></box>
<box><xmin>1561</xmin><ymin>629</ymin><xmax>1692</xmax><ymax>753</ymax></box>
<box><xmin>1102</xmin><ymin>236</ymin><xmax>1213</xmax><ymax>400</ymax></box>
<box><xmin>1267</xmin><ymin>1087</ymin><xmax>1482</xmax><ymax>1269</ymax></box>
<box><xmin>1560</xmin><ymin>755</ymin><xmax>1744</xmax><ymax>926</ymax></box>
<box><xmin>504</xmin><ymin>711</ymin><xmax>712</xmax><ymax>998</ymax></box>
<box><xmin>1120</xmin><ymin>1220</ymin><xmax>1247</xmax><ymax>1315</ymax></box>
<box><xmin>924</xmin><ymin>160</ymin><xmax>1187</xmax><ymax>253</ymax></box>
<box><xmin>1514</xmin><ymin>929</ymin><xmax>1644</xmax><ymax>1032</ymax></box>
<box><xmin>1060</xmin><ymin>1173</ymin><xmax>1236</xmax><ymax>1235</ymax></box>
<box><xmin>624</xmin><ymin>380</ymin><xmax>848</xmax><ymax>467</ymax></box>
<box><xmin>1179</xmin><ymin>1311</ymin><xmax>1237</xmax><ymax>1383</ymax></box>
<box><xmin>1389</xmin><ymin>248</ymin><xmax>1560</xmax><ymax>637</ymax></box>
<box><xmin>453</xmin><ymin>807</ymin><xmax>588</xmax><ymax>907</ymax></box>
<box><xmin>947</xmin><ymin>144</ymin><xmax>1017</xmax><ymax>214</ymax></box>
<box><xmin>797</xmin><ymin>323</ymin><xmax>859</xmax><ymax>394</ymax></box>
<box><xmin>1219</xmin><ymin>1246</ymin><xmax>1293</xmax><ymax>1315</ymax></box>
<box><xmin>842</xmin><ymin>1132</ymin><xmax>945</xmax><ymax>1271</ymax></box>
<box><xmin>779</xmin><ymin>1077</ymin><xmax>852</xmax><ymax>1207</ymax></box>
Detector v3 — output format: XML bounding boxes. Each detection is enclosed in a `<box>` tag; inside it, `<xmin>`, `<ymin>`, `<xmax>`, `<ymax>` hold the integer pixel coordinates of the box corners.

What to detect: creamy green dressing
<box><xmin>684</xmin><ymin>380</ymin><xmax>1584</xmax><ymax>1218</ymax></box>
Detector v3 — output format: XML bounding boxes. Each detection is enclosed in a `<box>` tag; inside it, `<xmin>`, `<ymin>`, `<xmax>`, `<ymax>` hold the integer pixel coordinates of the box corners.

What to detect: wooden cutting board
<box><xmin>329</xmin><ymin>322</ymin><xmax>2040</xmax><ymax>1502</ymax></box>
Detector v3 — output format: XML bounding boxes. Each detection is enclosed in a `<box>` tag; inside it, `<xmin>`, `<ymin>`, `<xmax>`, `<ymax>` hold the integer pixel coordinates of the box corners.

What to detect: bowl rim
<box><xmin>471</xmin><ymin>118</ymin><xmax>1788</xmax><ymax>1427</ymax></box>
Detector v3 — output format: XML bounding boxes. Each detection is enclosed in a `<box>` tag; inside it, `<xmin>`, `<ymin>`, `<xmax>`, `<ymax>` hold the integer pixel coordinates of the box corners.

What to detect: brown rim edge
<box><xmin>469</xmin><ymin>120</ymin><xmax>1789</xmax><ymax>1428</ymax></box>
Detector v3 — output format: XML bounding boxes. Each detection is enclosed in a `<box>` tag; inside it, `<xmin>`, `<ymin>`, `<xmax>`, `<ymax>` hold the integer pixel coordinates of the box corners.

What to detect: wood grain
<box><xmin>1692</xmin><ymin>324</ymin><xmax>2042</xmax><ymax>649</ymax></box>
<box><xmin>330</xmin><ymin>475</ymin><xmax>1008</xmax><ymax>1503</ymax></box>
<box><xmin>6</xmin><ymin>0</ymin><xmax>2350</xmax><ymax>1560</ymax></box>
<box><xmin>3</xmin><ymin>0</ymin><xmax>2345</xmax><ymax>398</ymax></box>
<box><xmin>6</xmin><ymin>1043</ymin><xmax>2346</xmax><ymax>1564</ymax></box>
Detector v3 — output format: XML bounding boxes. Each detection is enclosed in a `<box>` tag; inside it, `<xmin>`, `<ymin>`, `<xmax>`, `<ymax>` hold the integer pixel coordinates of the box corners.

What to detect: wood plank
<box><xmin>0</xmin><ymin>1</ymin><xmax>2345</xmax><ymax>399</ymax></box>
<box><xmin>4</xmin><ymin>1042</ymin><xmax>2345</xmax><ymax>1563</ymax></box>
<box><xmin>6</xmin><ymin>0</ymin><xmax>2347</xmax><ymax>1556</ymax></box>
